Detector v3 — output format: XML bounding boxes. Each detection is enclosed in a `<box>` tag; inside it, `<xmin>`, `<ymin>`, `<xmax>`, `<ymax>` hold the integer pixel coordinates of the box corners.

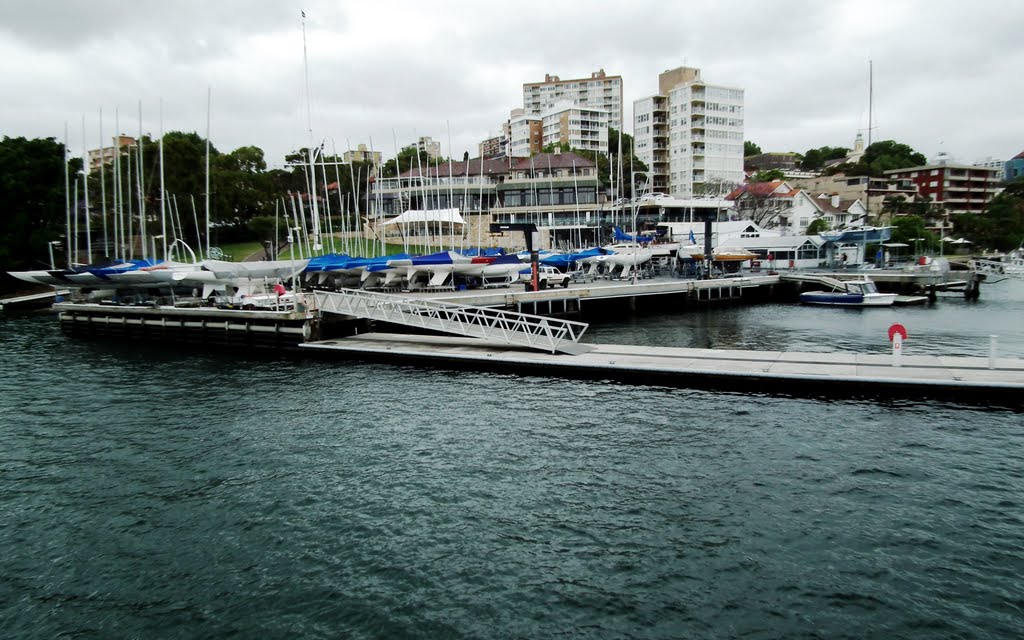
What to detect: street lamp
<box><xmin>48</xmin><ymin>240</ymin><xmax>62</xmax><ymax>270</ymax></box>
<box><xmin>151</xmin><ymin>235</ymin><xmax>164</xmax><ymax>262</ymax></box>
<box><xmin>909</xmin><ymin>237</ymin><xmax>925</xmax><ymax>259</ymax></box>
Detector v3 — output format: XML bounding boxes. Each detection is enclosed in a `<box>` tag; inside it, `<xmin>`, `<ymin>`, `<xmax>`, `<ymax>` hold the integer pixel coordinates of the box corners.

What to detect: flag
<box><xmin>689</xmin><ymin>229</ymin><xmax>696</xmax><ymax>244</ymax></box>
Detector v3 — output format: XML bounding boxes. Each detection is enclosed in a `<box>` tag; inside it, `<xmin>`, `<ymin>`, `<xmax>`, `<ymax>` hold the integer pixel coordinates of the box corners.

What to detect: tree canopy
<box><xmin>800</xmin><ymin>146</ymin><xmax>849</xmax><ymax>171</ymax></box>
<box><xmin>749</xmin><ymin>169</ymin><xmax>785</xmax><ymax>183</ymax></box>
<box><xmin>0</xmin><ymin>136</ymin><xmax>68</xmax><ymax>272</ymax></box>
<box><xmin>744</xmin><ymin>141</ymin><xmax>762</xmax><ymax>157</ymax></box>
<box><xmin>825</xmin><ymin>140</ymin><xmax>926</xmax><ymax>177</ymax></box>
<box><xmin>954</xmin><ymin>177</ymin><xmax>1024</xmax><ymax>251</ymax></box>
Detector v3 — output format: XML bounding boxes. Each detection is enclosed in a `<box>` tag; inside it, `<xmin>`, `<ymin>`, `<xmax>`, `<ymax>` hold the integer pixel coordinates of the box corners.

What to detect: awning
<box><xmin>382</xmin><ymin>208</ymin><xmax>465</xmax><ymax>226</ymax></box>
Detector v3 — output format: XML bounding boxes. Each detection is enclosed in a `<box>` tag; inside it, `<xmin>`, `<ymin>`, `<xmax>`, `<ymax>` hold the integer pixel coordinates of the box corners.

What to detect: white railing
<box><xmin>314</xmin><ymin>289</ymin><xmax>589</xmax><ymax>353</ymax></box>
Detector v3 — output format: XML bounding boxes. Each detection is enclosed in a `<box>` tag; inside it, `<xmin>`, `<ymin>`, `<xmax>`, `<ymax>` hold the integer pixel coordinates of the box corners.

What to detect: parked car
<box><xmin>520</xmin><ymin>266</ymin><xmax>571</xmax><ymax>289</ymax></box>
<box><xmin>640</xmin><ymin>192</ymin><xmax>668</xmax><ymax>201</ymax></box>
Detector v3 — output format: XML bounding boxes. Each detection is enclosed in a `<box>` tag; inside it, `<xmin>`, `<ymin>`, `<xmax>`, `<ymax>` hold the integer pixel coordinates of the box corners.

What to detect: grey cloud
<box><xmin>2</xmin><ymin>0</ymin><xmax>1022</xmax><ymax>167</ymax></box>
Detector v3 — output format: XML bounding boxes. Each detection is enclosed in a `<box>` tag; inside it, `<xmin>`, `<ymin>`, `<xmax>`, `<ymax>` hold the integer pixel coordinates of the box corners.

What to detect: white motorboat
<box><xmin>799</xmin><ymin>278</ymin><xmax>897</xmax><ymax>307</ymax></box>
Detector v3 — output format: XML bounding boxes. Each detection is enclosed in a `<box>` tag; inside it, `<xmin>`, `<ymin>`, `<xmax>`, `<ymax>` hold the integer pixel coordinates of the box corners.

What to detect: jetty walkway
<box><xmin>301</xmin><ymin>333</ymin><xmax>1024</xmax><ymax>406</ymax></box>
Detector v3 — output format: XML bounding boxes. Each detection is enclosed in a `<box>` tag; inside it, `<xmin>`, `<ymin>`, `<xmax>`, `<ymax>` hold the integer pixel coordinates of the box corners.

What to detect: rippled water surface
<box><xmin>2</xmin><ymin>282</ymin><xmax>1023</xmax><ymax>638</ymax></box>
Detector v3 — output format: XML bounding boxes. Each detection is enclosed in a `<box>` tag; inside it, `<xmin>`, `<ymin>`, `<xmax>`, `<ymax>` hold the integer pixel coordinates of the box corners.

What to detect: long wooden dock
<box><xmin>377</xmin><ymin>273</ymin><xmax>779</xmax><ymax>316</ymax></box>
<box><xmin>0</xmin><ymin>290</ymin><xmax>66</xmax><ymax>313</ymax></box>
<box><xmin>300</xmin><ymin>333</ymin><xmax>1024</xmax><ymax>405</ymax></box>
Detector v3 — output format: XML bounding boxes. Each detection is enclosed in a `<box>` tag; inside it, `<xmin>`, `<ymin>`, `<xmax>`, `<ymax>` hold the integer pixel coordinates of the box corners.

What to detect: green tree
<box><xmin>889</xmin><ymin>215</ymin><xmax>936</xmax><ymax>252</ymax></box>
<box><xmin>805</xmin><ymin>217</ymin><xmax>830</xmax><ymax>235</ymax></box>
<box><xmin>857</xmin><ymin>140</ymin><xmax>926</xmax><ymax>175</ymax></box>
<box><xmin>750</xmin><ymin>169</ymin><xmax>785</xmax><ymax>182</ymax></box>
<box><xmin>954</xmin><ymin>178</ymin><xmax>1024</xmax><ymax>251</ymax></box>
<box><xmin>541</xmin><ymin>141</ymin><xmax>571</xmax><ymax>154</ymax></box>
<box><xmin>379</xmin><ymin>144</ymin><xmax>433</xmax><ymax>179</ymax></box>
<box><xmin>0</xmin><ymin>136</ymin><xmax>71</xmax><ymax>275</ymax></box>
<box><xmin>801</xmin><ymin>146</ymin><xmax>849</xmax><ymax>171</ymax></box>
<box><xmin>211</xmin><ymin>145</ymin><xmax>270</xmax><ymax>222</ymax></box>
<box><xmin>831</xmin><ymin>140</ymin><xmax>927</xmax><ymax>177</ymax></box>
<box><xmin>744</xmin><ymin>140</ymin><xmax>761</xmax><ymax>157</ymax></box>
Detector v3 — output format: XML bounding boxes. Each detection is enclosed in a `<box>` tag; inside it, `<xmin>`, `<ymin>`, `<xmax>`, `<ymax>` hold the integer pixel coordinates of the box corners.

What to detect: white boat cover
<box><xmin>382</xmin><ymin>208</ymin><xmax>465</xmax><ymax>226</ymax></box>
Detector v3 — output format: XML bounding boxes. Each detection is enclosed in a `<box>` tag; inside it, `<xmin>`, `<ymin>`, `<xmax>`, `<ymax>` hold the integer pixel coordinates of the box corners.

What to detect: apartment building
<box><xmin>342</xmin><ymin>143</ymin><xmax>381</xmax><ymax>166</ymax></box>
<box><xmin>523</xmin><ymin>69</ymin><xmax>624</xmax><ymax>130</ymax></box>
<box><xmin>478</xmin><ymin>135</ymin><xmax>505</xmax><ymax>159</ymax></box>
<box><xmin>508</xmin><ymin>110</ymin><xmax>544</xmax><ymax>158</ymax></box>
<box><xmin>87</xmin><ymin>135</ymin><xmax>136</xmax><ymax>172</ymax></box>
<box><xmin>541</xmin><ymin>102</ymin><xmax>609</xmax><ymax>155</ymax></box>
<box><xmin>633</xmin><ymin>66</ymin><xmax>744</xmax><ymax>199</ymax></box>
<box><xmin>972</xmin><ymin>157</ymin><xmax>1006</xmax><ymax>181</ymax></box>
<box><xmin>744</xmin><ymin>152</ymin><xmax>800</xmax><ymax>172</ymax></box>
<box><xmin>417</xmin><ymin>136</ymin><xmax>442</xmax><ymax>159</ymax></box>
<box><xmin>1007</xmin><ymin>150</ymin><xmax>1024</xmax><ymax>182</ymax></box>
<box><xmin>884</xmin><ymin>163</ymin><xmax>1001</xmax><ymax>215</ymax></box>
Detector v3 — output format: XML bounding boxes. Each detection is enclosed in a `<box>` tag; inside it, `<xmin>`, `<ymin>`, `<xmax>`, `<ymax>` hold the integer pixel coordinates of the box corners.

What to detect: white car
<box><xmin>520</xmin><ymin>266</ymin><xmax>571</xmax><ymax>288</ymax></box>
<box><xmin>640</xmin><ymin>192</ymin><xmax>668</xmax><ymax>201</ymax></box>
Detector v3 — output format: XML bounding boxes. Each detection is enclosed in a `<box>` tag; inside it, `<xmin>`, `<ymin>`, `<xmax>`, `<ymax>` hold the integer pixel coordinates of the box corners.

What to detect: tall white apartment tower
<box><xmin>523</xmin><ymin>69</ymin><xmax>623</xmax><ymax>131</ymax></box>
<box><xmin>633</xmin><ymin>67</ymin><xmax>744</xmax><ymax>198</ymax></box>
<box><xmin>542</xmin><ymin>101</ymin><xmax>609</xmax><ymax>155</ymax></box>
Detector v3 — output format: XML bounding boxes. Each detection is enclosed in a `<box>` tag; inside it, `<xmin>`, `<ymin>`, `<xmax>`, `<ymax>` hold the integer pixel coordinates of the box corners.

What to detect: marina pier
<box><xmin>299</xmin><ymin>332</ymin><xmax>1024</xmax><ymax>406</ymax></box>
<box><xmin>44</xmin><ymin>270</ymin><xmax>1024</xmax><ymax>405</ymax></box>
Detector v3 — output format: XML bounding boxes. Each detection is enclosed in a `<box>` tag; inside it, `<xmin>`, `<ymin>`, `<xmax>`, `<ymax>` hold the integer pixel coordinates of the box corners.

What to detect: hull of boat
<box><xmin>800</xmin><ymin>292</ymin><xmax>896</xmax><ymax>307</ymax></box>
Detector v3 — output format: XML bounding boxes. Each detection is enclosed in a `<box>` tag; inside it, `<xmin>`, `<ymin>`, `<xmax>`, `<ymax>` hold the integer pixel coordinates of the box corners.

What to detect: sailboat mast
<box><xmin>446</xmin><ymin>121</ymin><xmax>455</xmax><ymax>251</ymax></box>
<box><xmin>301</xmin><ymin>12</ymin><xmax>321</xmax><ymax>251</ymax></box>
<box><xmin>112</xmin><ymin>112</ymin><xmax>121</xmax><ymax>261</ymax></box>
<box><xmin>137</xmin><ymin>101</ymin><xmax>146</xmax><ymax>260</ymax></box>
<box><xmin>99</xmin><ymin>110</ymin><xmax>108</xmax><ymax>259</ymax></box>
<box><xmin>477</xmin><ymin>153</ymin><xmax>484</xmax><ymax>250</ymax></box>
<box><xmin>345</xmin><ymin>137</ymin><xmax>360</xmax><ymax>257</ymax></box>
<box><xmin>205</xmin><ymin>87</ymin><xmax>211</xmax><ymax>260</ymax></box>
<box><xmin>82</xmin><ymin>116</ymin><xmax>91</xmax><ymax>263</ymax></box>
<box><xmin>868</xmin><ymin>59</ymin><xmax>873</xmax><ymax>148</ymax></box>
<box><xmin>64</xmin><ymin>123</ymin><xmax>71</xmax><ymax>268</ymax></box>
<box><xmin>159</xmin><ymin>99</ymin><xmax>167</xmax><ymax>260</ymax></box>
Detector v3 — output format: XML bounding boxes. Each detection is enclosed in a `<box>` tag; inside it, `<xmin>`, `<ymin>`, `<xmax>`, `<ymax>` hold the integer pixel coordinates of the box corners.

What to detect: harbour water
<box><xmin>2</xmin><ymin>280</ymin><xmax>1023</xmax><ymax>638</ymax></box>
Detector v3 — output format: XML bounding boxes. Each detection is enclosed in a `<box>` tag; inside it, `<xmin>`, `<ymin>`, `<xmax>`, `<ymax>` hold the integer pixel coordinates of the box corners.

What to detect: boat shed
<box><xmin>733</xmin><ymin>235</ymin><xmax>827</xmax><ymax>269</ymax></box>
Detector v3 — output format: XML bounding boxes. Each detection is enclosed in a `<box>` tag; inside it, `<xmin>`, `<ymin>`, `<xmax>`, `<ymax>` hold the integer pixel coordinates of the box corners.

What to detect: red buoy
<box><xmin>888</xmin><ymin>323</ymin><xmax>908</xmax><ymax>342</ymax></box>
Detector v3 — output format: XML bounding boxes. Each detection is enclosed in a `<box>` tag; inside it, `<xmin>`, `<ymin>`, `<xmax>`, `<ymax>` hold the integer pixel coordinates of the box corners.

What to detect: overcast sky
<box><xmin>2</xmin><ymin>0</ymin><xmax>1021</xmax><ymax>168</ymax></box>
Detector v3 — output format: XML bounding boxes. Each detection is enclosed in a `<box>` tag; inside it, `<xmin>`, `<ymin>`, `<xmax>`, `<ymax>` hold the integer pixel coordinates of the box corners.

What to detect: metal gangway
<box><xmin>313</xmin><ymin>289</ymin><xmax>590</xmax><ymax>354</ymax></box>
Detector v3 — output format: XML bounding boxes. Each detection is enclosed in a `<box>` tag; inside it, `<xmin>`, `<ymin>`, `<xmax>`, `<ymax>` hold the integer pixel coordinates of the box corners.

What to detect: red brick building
<box><xmin>884</xmin><ymin>163</ymin><xmax>1000</xmax><ymax>215</ymax></box>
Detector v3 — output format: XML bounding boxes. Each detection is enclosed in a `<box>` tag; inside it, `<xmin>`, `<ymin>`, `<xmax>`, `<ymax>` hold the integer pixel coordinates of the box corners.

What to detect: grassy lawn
<box><xmin>212</xmin><ymin>242</ymin><xmax>266</xmax><ymax>261</ymax></box>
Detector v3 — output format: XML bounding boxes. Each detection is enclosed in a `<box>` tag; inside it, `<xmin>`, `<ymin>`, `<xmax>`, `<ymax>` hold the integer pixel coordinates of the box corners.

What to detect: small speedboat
<box><xmin>799</xmin><ymin>278</ymin><xmax>897</xmax><ymax>307</ymax></box>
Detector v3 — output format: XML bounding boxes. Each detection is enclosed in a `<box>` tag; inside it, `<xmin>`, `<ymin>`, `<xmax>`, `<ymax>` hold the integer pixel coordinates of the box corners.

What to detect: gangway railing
<box><xmin>314</xmin><ymin>289</ymin><xmax>589</xmax><ymax>354</ymax></box>
<box><xmin>778</xmin><ymin>273</ymin><xmax>847</xmax><ymax>290</ymax></box>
